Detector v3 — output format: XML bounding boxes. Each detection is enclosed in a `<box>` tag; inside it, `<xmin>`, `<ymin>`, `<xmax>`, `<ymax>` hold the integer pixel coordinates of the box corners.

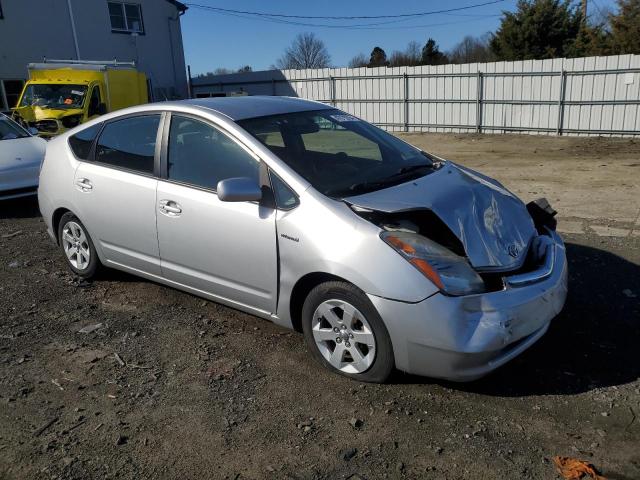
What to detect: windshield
<box><xmin>239</xmin><ymin>109</ymin><xmax>435</xmax><ymax>197</ymax></box>
<box><xmin>20</xmin><ymin>84</ymin><xmax>88</xmax><ymax>110</ymax></box>
<box><xmin>0</xmin><ymin>115</ymin><xmax>30</xmax><ymax>141</ymax></box>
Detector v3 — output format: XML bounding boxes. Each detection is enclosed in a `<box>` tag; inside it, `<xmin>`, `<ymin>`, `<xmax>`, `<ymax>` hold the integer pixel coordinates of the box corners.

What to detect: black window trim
<box><xmin>0</xmin><ymin>1</ymin><xmax>4</xmax><ymax>20</ymax></box>
<box><xmin>159</xmin><ymin>111</ymin><xmax>269</xmax><ymax>199</ymax></box>
<box><xmin>108</xmin><ymin>1</ymin><xmax>146</xmax><ymax>35</ymax></box>
<box><xmin>72</xmin><ymin>112</ymin><xmax>164</xmax><ymax>178</ymax></box>
<box><xmin>268</xmin><ymin>169</ymin><xmax>299</xmax><ymax>211</ymax></box>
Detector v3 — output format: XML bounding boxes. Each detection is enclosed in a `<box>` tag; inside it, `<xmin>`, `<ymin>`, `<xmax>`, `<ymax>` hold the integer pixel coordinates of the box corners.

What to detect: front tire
<box><xmin>302</xmin><ymin>281</ymin><xmax>394</xmax><ymax>383</ymax></box>
<box><xmin>58</xmin><ymin>212</ymin><xmax>100</xmax><ymax>279</ymax></box>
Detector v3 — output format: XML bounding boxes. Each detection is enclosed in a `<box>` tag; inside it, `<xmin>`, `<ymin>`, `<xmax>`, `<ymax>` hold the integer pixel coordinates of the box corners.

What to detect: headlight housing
<box><xmin>381</xmin><ymin>231</ymin><xmax>485</xmax><ymax>296</ymax></box>
<box><xmin>61</xmin><ymin>114</ymin><xmax>82</xmax><ymax>129</ymax></box>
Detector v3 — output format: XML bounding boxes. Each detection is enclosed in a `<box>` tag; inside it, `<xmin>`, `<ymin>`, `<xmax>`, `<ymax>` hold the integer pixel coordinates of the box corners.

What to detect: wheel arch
<box><xmin>288</xmin><ymin>272</ymin><xmax>354</xmax><ymax>333</ymax></box>
<box><xmin>52</xmin><ymin>207</ymin><xmax>72</xmax><ymax>244</ymax></box>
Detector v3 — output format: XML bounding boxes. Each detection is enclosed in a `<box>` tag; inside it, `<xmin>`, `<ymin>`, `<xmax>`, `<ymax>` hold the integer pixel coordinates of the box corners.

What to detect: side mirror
<box><xmin>217</xmin><ymin>177</ymin><xmax>262</xmax><ymax>202</ymax></box>
<box><xmin>27</xmin><ymin>127</ymin><xmax>39</xmax><ymax>136</ymax></box>
<box><xmin>97</xmin><ymin>103</ymin><xmax>107</xmax><ymax>115</ymax></box>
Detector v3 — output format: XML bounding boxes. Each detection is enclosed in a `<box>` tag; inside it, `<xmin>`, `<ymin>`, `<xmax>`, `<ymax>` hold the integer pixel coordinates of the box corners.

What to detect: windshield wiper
<box><xmin>395</xmin><ymin>163</ymin><xmax>433</xmax><ymax>176</ymax></box>
<box><xmin>341</xmin><ymin>163</ymin><xmax>434</xmax><ymax>196</ymax></box>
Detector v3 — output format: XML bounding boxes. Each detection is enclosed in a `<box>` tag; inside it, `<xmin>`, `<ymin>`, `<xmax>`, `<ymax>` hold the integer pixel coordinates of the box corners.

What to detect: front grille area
<box><xmin>30</xmin><ymin>120</ymin><xmax>58</xmax><ymax>133</ymax></box>
<box><xmin>478</xmin><ymin>233</ymin><xmax>554</xmax><ymax>291</ymax></box>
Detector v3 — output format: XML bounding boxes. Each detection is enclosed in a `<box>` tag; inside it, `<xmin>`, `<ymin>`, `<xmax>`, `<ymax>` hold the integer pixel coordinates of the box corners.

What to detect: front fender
<box><xmin>274</xmin><ymin>192</ymin><xmax>438</xmax><ymax>328</ymax></box>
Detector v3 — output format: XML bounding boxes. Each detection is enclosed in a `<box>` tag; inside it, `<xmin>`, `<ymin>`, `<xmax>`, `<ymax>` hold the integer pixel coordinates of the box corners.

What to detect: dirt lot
<box><xmin>1</xmin><ymin>133</ymin><xmax>639</xmax><ymax>480</ymax></box>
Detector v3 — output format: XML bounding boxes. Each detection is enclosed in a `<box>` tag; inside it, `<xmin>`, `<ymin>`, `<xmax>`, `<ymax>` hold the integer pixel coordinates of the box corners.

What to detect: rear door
<box><xmin>73</xmin><ymin>113</ymin><xmax>162</xmax><ymax>275</ymax></box>
<box><xmin>155</xmin><ymin>113</ymin><xmax>277</xmax><ymax>313</ymax></box>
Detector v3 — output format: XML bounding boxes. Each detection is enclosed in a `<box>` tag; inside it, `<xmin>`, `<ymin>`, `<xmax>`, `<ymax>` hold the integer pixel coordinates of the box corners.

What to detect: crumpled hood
<box><xmin>347</xmin><ymin>162</ymin><xmax>537</xmax><ymax>271</ymax></box>
<box><xmin>13</xmin><ymin>106</ymin><xmax>83</xmax><ymax>122</ymax></box>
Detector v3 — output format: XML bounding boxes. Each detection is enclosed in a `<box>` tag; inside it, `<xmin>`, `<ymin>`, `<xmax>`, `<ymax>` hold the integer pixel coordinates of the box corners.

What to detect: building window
<box><xmin>108</xmin><ymin>2</ymin><xmax>144</xmax><ymax>34</ymax></box>
<box><xmin>0</xmin><ymin>0</ymin><xmax>4</xmax><ymax>20</ymax></box>
<box><xmin>0</xmin><ymin>80</ymin><xmax>25</xmax><ymax>111</ymax></box>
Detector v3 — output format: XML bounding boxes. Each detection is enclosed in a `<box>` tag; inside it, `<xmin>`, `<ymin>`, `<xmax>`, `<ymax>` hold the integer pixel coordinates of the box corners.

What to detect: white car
<box><xmin>0</xmin><ymin>114</ymin><xmax>47</xmax><ymax>200</ymax></box>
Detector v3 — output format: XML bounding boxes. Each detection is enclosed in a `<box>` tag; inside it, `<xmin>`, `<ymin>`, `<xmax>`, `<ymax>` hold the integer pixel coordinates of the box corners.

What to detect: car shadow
<box><xmin>0</xmin><ymin>195</ymin><xmax>41</xmax><ymax>219</ymax></box>
<box><xmin>391</xmin><ymin>242</ymin><xmax>640</xmax><ymax>396</ymax></box>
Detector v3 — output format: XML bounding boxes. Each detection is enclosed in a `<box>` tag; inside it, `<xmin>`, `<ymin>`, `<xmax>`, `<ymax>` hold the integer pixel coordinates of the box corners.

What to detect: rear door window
<box><xmin>68</xmin><ymin>123</ymin><xmax>102</xmax><ymax>160</ymax></box>
<box><xmin>95</xmin><ymin>115</ymin><xmax>160</xmax><ymax>174</ymax></box>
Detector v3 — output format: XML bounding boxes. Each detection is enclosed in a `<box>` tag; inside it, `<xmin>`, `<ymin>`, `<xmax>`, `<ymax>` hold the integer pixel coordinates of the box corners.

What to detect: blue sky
<box><xmin>181</xmin><ymin>0</ymin><xmax>618</xmax><ymax>75</ymax></box>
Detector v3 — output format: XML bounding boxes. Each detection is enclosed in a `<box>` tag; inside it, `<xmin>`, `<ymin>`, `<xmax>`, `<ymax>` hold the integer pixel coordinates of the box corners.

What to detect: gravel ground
<box><xmin>0</xmin><ymin>133</ymin><xmax>639</xmax><ymax>480</ymax></box>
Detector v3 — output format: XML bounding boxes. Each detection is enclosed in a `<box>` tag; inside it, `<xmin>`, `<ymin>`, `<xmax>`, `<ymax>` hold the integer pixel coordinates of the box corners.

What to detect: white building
<box><xmin>0</xmin><ymin>0</ymin><xmax>189</xmax><ymax>111</ymax></box>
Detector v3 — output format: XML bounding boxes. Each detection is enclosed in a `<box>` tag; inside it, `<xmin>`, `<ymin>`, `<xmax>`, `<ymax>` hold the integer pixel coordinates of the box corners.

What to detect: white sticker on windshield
<box><xmin>71</xmin><ymin>90</ymin><xmax>85</xmax><ymax>96</ymax></box>
<box><xmin>330</xmin><ymin>114</ymin><xmax>359</xmax><ymax>122</ymax></box>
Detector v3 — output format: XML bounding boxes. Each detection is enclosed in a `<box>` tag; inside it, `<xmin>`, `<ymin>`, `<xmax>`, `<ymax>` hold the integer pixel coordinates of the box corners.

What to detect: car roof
<box><xmin>178</xmin><ymin>96</ymin><xmax>331</xmax><ymax>121</ymax></box>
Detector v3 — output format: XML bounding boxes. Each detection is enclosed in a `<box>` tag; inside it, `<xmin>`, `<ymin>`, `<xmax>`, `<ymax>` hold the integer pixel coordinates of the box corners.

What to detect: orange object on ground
<box><xmin>552</xmin><ymin>456</ymin><xmax>606</xmax><ymax>480</ymax></box>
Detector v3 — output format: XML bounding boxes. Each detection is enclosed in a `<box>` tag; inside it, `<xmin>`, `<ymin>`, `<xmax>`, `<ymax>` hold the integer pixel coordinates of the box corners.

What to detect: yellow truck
<box><xmin>12</xmin><ymin>59</ymin><xmax>149</xmax><ymax>137</ymax></box>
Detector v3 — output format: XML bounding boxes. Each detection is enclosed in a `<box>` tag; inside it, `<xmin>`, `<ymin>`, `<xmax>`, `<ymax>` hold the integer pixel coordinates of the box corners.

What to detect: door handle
<box><xmin>159</xmin><ymin>199</ymin><xmax>182</xmax><ymax>216</ymax></box>
<box><xmin>75</xmin><ymin>178</ymin><xmax>93</xmax><ymax>192</ymax></box>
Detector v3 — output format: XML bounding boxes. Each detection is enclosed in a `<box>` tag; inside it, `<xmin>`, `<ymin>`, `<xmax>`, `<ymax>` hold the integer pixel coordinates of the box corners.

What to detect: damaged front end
<box><xmin>348</xmin><ymin>163</ymin><xmax>567</xmax><ymax>380</ymax></box>
<box><xmin>348</xmin><ymin>162</ymin><xmax>560</xmax><ymax>296</ymax></box>
<box><xmin>12</xmin><ymin>106</ymin><xmax>84</xmax><ymax>138</ymax></box>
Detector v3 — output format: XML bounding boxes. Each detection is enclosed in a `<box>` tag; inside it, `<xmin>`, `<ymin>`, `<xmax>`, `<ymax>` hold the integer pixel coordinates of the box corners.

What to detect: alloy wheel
<box><xmin>61</xmin><ymin>221</ymin><xmax>91</xmax><ymax>270</ymax></box>
<box><xmin>311</xmin><ymin>299</ymin><xmax>376</xmax><ymax>374</ymax></box>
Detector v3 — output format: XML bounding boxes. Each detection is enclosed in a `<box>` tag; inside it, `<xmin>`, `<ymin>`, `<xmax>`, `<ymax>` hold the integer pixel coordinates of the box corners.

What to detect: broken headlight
<box><xmin>381</xmin><ymin>231</ymin><xmax>485</xmax><ymax>296</ymax></box>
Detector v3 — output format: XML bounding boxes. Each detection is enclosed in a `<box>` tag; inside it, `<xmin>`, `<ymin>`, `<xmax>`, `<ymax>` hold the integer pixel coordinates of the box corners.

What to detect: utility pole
<box><xmin>581</xmin><ymin>0</ymin><xmax>588</xmax><ymax>23</ymax></box>
<box><xmin>66</xmin><ymin>0</ymin><xmax>80</xmax><ymax>59</ymax></box>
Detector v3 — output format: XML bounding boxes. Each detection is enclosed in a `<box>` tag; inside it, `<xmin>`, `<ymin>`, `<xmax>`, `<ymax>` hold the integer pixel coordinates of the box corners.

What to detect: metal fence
<box><xmin>192</xmin><ymin>54</ymin><xmax>640</xmax><ymax>137</ymax></box>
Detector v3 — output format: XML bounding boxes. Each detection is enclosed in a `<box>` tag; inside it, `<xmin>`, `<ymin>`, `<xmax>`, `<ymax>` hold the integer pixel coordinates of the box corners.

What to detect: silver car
<box><xmin>38</xmin><ymin>97</ymin><xmax>568</xmax><ymax>383</ymax></box>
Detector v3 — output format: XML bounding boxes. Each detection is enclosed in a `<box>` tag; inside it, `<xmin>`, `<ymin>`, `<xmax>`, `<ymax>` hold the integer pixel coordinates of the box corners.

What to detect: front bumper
<box><xmin>369</xmin><ymin>230</ymin><xmax>568</xmax><ymax>381</ymax></box>
<box><xmin>28</xmin><ymin>119</ymin><xmax>63</xmax><ymax>138</ymax></box>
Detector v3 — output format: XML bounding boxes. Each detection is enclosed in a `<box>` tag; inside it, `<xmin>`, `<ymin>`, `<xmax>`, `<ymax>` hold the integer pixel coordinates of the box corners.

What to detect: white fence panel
<box><xmin>191</xmin><ymin>54</ymin><xmax>640</xmax><ymax>136</ymax></box>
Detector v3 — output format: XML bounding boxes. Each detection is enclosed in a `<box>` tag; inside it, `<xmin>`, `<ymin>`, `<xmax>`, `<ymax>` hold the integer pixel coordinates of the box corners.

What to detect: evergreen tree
<box><xmin>421</xmin><ymin>38</ymin><xmax>448</xmax><ymax>65</ymax></box>
<box><xmin>368</xmin><ymin>47</ymin><xmax>389</xmax><ymax>67</ymax></box>
<box><xmin>609</xmin><ymin>0</ymin><xmax>640</xmax><ymax>53</ymax></box>
<box><xmin>490</xmin><ymin>0</ymin><xmax>583</xmax><ymax>60</ymax></box>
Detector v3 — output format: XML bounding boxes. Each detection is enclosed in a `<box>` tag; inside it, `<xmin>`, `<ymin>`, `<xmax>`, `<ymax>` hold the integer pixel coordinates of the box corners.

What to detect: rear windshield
<box><xmin>239</xmin><ymin>109</ymin><xmax>433</xmax><ymax>197</ymax></box>
<box><xmin>0</xmin><ymin>115</ymin><xmax>29</xmax><ymax>141</ymax></box>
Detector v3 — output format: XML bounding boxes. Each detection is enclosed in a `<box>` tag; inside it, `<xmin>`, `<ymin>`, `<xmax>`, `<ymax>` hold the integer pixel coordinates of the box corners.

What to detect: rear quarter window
<box><xmin>68</xmin><ymin>124</ymin><xmax>102</xmax><ymax>160</ymax></box>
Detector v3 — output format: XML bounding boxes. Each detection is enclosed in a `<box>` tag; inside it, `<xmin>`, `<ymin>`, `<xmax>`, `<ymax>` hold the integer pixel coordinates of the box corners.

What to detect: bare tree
<box><xmin>405</xmin><ymin>41</ymin><xmax>422</xmax><ymax>64</ymax></box>
<box><xmin>448</xmin><ymin>33</ymin><xmax>495</xmax><ymax>64</ymax></box>
<box><xmin>276</xmin><ymin>32</ymin><xmax>331</xmax><ymax>69</ymax></box>
<box><xmin>389</xmin><ymin>41</ymin><xmax>423</xmax><ymax>67</ymax></box>
<box><xmin>348</xmin><ymin>53</ymin><xmax>368</xmax><ymax>68</ymax></box>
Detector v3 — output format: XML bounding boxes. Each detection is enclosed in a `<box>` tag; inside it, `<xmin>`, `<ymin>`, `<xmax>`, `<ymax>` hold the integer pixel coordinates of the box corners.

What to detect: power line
<box><xmin>189</xmin><ymin>8</ymin><xmax>423</xmax><ymax>28</ymax></box>
<box><xmin>339</xmin><ymin>15</ymin><xmax>502</xmax><ymax>30</ymax></box>
<box><xmin>189</xmin><ymin>7</ymin><xmax>501</xmax><ymax>30</ymax></box>
<box><xmin>185</xmin><ymin>1</ymin><xmax>506</xmax><ymax>21</ymax></box>
<box><xmin>187</xmin><ymin>0</ymin><xmax>505</xmax><ymax>30</ymax></box>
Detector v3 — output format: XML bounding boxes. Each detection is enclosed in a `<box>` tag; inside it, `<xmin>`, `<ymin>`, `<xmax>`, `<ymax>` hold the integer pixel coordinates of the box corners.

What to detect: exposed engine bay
<box><xmin>351</xmin><ymin>197</ymin><xmax>558</xmax><ymax>294</ymax></box>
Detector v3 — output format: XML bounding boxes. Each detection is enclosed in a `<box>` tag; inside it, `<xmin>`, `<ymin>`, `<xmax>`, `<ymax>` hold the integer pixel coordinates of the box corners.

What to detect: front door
<box><xmin>156</xmin><ymin>114</ymin><xmax>277</xmax><ymax>313</ymax></box>
<box><xmin>73</xmin><ymin>114</ymin><xmax>162</xmax><ymax>275</ymax></box>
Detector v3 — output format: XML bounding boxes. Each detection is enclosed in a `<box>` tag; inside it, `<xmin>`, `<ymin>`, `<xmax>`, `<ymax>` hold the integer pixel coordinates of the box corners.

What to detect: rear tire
<box><xmin>302</xmin><ymin>281</ymin><xmax>394</xmax><ymax>383</ymax></box>
<box><xmin>58</xmin><ymin>212</ymin><xmax>100</xmax><ymax>280</ymax></box>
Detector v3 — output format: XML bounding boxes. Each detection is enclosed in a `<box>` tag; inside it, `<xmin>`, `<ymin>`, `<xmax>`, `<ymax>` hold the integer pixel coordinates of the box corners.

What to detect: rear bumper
<box><xmin>369</xmin><ymin>230</ymin><xmax>568</xmax><ymax>381</ymax></box>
